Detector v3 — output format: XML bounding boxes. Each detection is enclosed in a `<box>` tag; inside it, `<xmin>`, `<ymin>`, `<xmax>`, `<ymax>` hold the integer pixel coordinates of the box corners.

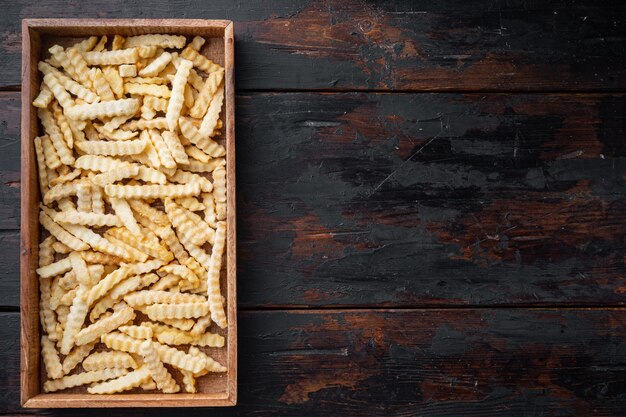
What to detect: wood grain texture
<box><xmin>1</xmin><ymin>91</ymin><xmax>624</xmax><ymax>308</ymax></box>
<box><xmin>0</xmin><ymin>1</ymin><xmax>625</xmax><ymax>90</ymax></box>
<box><xmin>2</xmin><ymin>309</ymin><xmax>626</xmax><ymax>416</ymax></box>
<box><xmin>20</xmin><ymin>19</ymin><xmax>236</xmax><ymax>407</ymax></box>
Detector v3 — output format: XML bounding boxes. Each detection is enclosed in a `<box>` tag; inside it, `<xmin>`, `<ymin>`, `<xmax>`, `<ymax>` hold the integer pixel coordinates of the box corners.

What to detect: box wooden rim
<box><xmin>20</xmin><ymin>18</ymin><xmax>237</xmax><ymax>408</ymax></box>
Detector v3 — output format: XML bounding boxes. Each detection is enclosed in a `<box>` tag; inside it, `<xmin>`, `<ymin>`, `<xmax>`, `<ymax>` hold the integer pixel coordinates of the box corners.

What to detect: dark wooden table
<box><xmin>1</xmin><ymin>1</ymin><xmax>626</xmax><ymax>415</ymax></box>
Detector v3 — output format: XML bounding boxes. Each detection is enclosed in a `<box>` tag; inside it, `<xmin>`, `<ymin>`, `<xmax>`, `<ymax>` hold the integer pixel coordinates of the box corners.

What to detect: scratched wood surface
<box><xmin>2</xmin><ymin>0</ymin><xmax>625</xmax><ymax>415</ymax></box>
<box><xmin>2</xmin><ymin>310</ymin><xmax>626</xmax><ymax>416</ymax></box>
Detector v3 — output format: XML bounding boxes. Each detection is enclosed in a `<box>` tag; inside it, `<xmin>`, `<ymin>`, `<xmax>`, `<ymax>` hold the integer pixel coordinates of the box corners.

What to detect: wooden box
<box><xmin>20</xmin><ymin>19</ymin><xmax>236</xmax><ymax>407</ymax></box>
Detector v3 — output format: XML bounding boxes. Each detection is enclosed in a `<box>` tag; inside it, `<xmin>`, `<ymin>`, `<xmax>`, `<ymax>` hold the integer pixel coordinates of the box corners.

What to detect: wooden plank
<box><xmin>0</xmin><ymin>0</ymin><xmax>625</xmax><ymax>90</ymax></box>
<box><xmin>2</xmin><ymin>309</ymin><xmax>626</xmax><ymax>415</ymax></box>
<box><xmin>1</xmin><ymin>91</ymin><xmax>625</xmax><ymax>307</ymax></box>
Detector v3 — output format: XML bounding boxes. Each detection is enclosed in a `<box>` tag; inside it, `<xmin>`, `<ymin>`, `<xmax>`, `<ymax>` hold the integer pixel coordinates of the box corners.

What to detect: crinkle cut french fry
<box><xmin>119</xmin><ymin>324</ymin><xmax>153</xmax><ymax>340</ymax></box>
<box><xmin>34</xmin><ymin>136</ymin><xmax>50</xmax><ymax>192</ymax></box>
<box><xmin>105</xmin><ymin>226</ymin><xmax>172</xmax><ymax>262</ymax></box>
<box><xmin>181</xmin><ymin>368</ymin><xmax>197</xmax><ymax>393</ymax></box>
<box><xmin>76</xmin><ymin>182</ymin><xmax>92</xmax><ymax>212</ymax></box>
<box><xmin>192</xmin><ymin>332</ymin><xmax>225</xmax><ymax>348</ymax></box>
<box><xmin>189</xmin><ymin>68</ymin><xmax>224</xmax><ymax>118</ymax></box>
<box><xmin>121</xmin><ymin>117</ymin><xmax>168</xmax><ymax>131</ymax></box>
<box><xmin>88</xmin><ymin>365</ymin><xmax>150</xmax><ymax>394</ymax></box>
<box><xmin>41</xmin><ymin>335</ymin><xmax>64</xmax><ymax>379</ymax></box>
<box><xmin>96</xmin><ymin>127</ymin><xmax>139</xmax><ymax>141</ymax></box>
<box><xmin>76</xmin><ymin>137</ymin><xmax>147</xmax><ymax>156</ymax></box>
<box><xmin>109</xmin><ymin>276</ymin><xmax>143</xmax><ymax>301</ymax></box>
<box><xmin>101</xmin><ymin>331</ymin><xmax>143</xmax><ymax>354</ymax></box>
<box><xmin>139</xmin><ymin>340</ymin><xmax>180</xmax><ymax>393</ymax></box>
<box><xmin>144</xmin><ymin>95</ymin><xmax>168</xmax><ymax>112</ymax></box>
<box><xmin>32</xmin><ymin>83</ymin><xmax>54</xmax><ymax>108</ymax></box>
<box><xmin>38</xmin><ymin>107</ymin><xmax>74</xmax><ymax>165</ymax></box>
<box><xmin>151</xmin><ymin>342</ymin><xmax>206</xmax><ymax>373</ymax></box>
<box><xmin>44</xmin><ymin>368</ymin><xmax>128</xmax><ymax>393</ymax></box>
<box><xmin>60</xmin><ymin>285</ymin><xmax>88</xmax><ymax>355</ymax></box>
<box><xmin>144</xmin><ymin>322</ymin><xmax>196</xmax><ymax>346</ymax></box>
<box><xmin>180</xmin><ymin>46</ymin><xmax>222</xmax><ymax>74</ymax></box>
<box><xmin>69</xmin><ymin>251</ymin><xmax>91</xmax><ymax>286</ymax></box>
<box><xmin>149</xmin><ymin>273</ymin><xmax>180</xmax><ymax>291</ymax></box>
<box><xmin>208</xmin><ymin>221</ymin><xmax>227</xmax><ymax>328</ymax></box>
<box><xmin>36</xmin><ymin>256</ymin><xmax>71</xmax><ymax>279</ymax></box>
<box><xmin>54</xmin><ymin>210</ymin><xmax>122</xmax><ymax>227</ymax></box>
<box><xmin>213</xmin><ymin>166</ymin><xmax>227</xmax><ymax>220</ymax></box>
<box><xmin>81</xmin><ymin>250</ymin><xmax>123</xmax><ymax>265</ymax></box>
<box><xmin>139</xmin><ymin>51</ymin><xmax>172</xmax><ymax>77</ymax></box>
<box><xmin>145</xmin><ymin>302</ymin><xmax>210</xmax><ymax>320</ymax></box>
<box><xmin>190</xmin><ymin>36</ymin><xmax>206</xmax><ymax>51</ymax></box>
<box><xmin>43</xmin><ymin>181</ymin><xmax>78</xmax><ymax>205</ymax></box>
<box><xmin>125</xmin><ymin>76</ymin><xmax>169</xmax><ymax>85</ymax></box>
<box><xmin>92</xmin><ymin>185</ymin><xmax>105</xmax><ymax>214</ymax></box>
<box><xmin>124</xmin><ymin>290</ymin><xmax>205</xmax><ymax>306</ymax></box>
<box><xmin>83</xmin><ymin>351</ymin><xmax>137</xmax><ymax>371</ymax></box>
<box><xmin>66</xmin><ymin>98</ymin><xmax>139</xmax><ymax>120</ymax></box>
<box><xmin>92</xmin><ymin>164</ymin><xmax>139</xmax><ymax>187</ymax></box>
<box><xmin>166</xmin><ymin>58</ymin><xmax>192</xmax><ymax>131</ymax></box>
<box><xmin>75</xmin><ymin>305</ymin><xmax>135</xmax><ymax>346</ymax></box>
<box><xmin>62</xmin><ymin>341</ymin><xmax>96</xmax><ymax>375</ymax></box>
<box><xmin>51</xmin><ymin>100</ymin><xmax>74</xmax><ymax>149</ymax></box>
<box><xmin>105</xmin><ymin>182</ymin><xmax>201</xmax><ymax>199</ymax></box>
<box><xmin>179</xmin><ymin>117</ymin><xmax>224</xmax><ymax>157</ymax></box>
<box><xmin>202</xmin><ymin>192</ymin><xmax>218</xmax><ymax>228</ymax></box>
<box><xmin>198</xmin><ymin>83</ymin><xmax>224</xmax><ymax>138</ymax></box>
<box><xmin>41</xmin><ymin>134</ymin><xmax>61</xmax><ymax>171</ymax></box>
<box><xmin>39</xmin><ymin>277</ymin><xmax>59</xmax><ymax>341</ymax></box>
<box><xmin>83</xmin><ymin>48</ymin><xmax>140</xmax><ymax>65</ymax></box>
<box><xmin>125</xmin><ymin>34</ymin><xmax>187</xmax><ymax>49</ymax></box>
<box><xmin>103</xmin><ymin>66</ymin><xmax>126</xmax><ymax>100</ymax></box>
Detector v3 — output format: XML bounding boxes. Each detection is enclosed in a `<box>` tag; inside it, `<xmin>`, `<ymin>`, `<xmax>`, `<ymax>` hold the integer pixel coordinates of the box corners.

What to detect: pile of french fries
<box><xmin>32</xmin><ymin>33</ymin><xmax>228</xmax><ymax>394</ymax></box>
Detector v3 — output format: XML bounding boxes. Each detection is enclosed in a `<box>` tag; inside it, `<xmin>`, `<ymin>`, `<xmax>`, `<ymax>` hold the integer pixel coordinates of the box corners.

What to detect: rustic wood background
<box><xmin>2</xmin><ymin>0</ymin><xmax>626</xmax><ymax>415</ymax></box>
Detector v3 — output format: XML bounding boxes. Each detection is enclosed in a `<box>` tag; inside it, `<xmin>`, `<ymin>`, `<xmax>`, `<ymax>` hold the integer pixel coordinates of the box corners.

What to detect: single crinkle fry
<box><xmin>36</xmin><ymin>257</ymin><xmax>71</xmax><ymax>279</ymax></box>
<box><xmin>34</xmin><ymin>137</ymin><xmax>50</xmax><ymax>192</ymax></box>
<box><xmin>33</xmin><ymin>83</ymin><xmax>54</xmax><ymax>108</ymax></box>
<box><xmin>44</xmin><ymin>368</ymin><xmax>129</xmax><ymax>393</ymax></box>
<box><xmin>92</xmin><ymin>165</ymin><xmax>139</xmax><ymax>187</ymax></box>
<box><xmin>60</xmin><ymin>285</ymin><xmax>88</xmax><ymax>355</ymax></box>
<box><xmin>190</xmin><ymin>315</ymin><xmax>212</xmax><ymax>337</ymax></box>
<box><xmin>121</xmin><ymin>117</ymin><xmax>168</xmax><ymax>131</ymax></box>
<box><xmin>76</xmin><ymin>182</ymin><xmax>92</xmax><ymax>212</ymax></box>
<box><xmin>102</xmin><ymin>66</ymin><xmax>125</xmax><ymax>99</ymax></box>
<box><xmin>83</xmin><ymin>351</ymin><xmax>138</xmax><ymax>372</ymax></box>
<box><xmin>164</xmin><ymin>199</ymin><xmax>209</xmax><ymax>246</ymax></box>
<box><xmin>192</xmin><ymin>332</ymin><xmax>225</xmax><ymax>348</ymax></box>
<box><xmin>168</xmin><ymin>170</ymin><xmax>212</xmax><ymax>193</ymax></box>
<box><xmin>54</xmin><ymin>210</ymin><xmax>122</xmax><ymax>227</ymax></box>
<box><xmin>88</xmin><ymin>365</ymin><xmax>150</xmax><ymax>394</ymax></box>
<box><xmin>80</xmin><ymin>250</ymin><xmax>123</xmax><ymax>265</ymax></box>
<box><xmin>124</xmin><ymin>290</ymin><xmax>206</xmax><ymax>306</ymax></box>
<box><xmin>40</xmin><ymin>134</ymin><xmax>61</xmax><ymax>170</ymax></box>
<box><xmin>139</xmin><ymin>340</ymin><xmax>180</xmax><ymax>393</ymax></box>
<box><xmin>125</xmin><ymin>34</ymin><xmax>187</xmax><ymax>49</ymax></box>
<box><xmin>101</xmin><ymin>331</ymin><xmax>144</xmax><ymax>354</ymax></box>
<box><xmin>166</xmin><ymin>58</ymin><xmax>192</xmax><ymax>131</ymax></box>
<box><xmin>105</xmin><ymin>182</ymin><xmax>200</xmax><ymax>199</ymax></box>
<box><xmin>145</xmin><ymin>322</ymin><xmax>197</xmax><ymax>346</ymax></box>
<box><xmin>145</xmin><ymin>302</ymin><xmax>210</xmax><ymax>320</ymax></box>
<box><xmin>160</xmin><ymin>131</ymin><xmax>189</xmax><ymax>165</ymax></box>
<box><xmin>181</xmin><ymin>46</ymin><xmax>221</xmax><ymax>73</ymax></box>
<box><xmin>184</xmin><ymin>144</ymin><xmax>213</xmax><ymax>163</ymax></box>
<box><xmin>125</xmin><ymin>76</ymin><xmax>169</xmax><ymax>85</ymax></box>
<box><xmin>213</xmin><ymin>166</ymin><xmax>227</xmax><ymax>220</ymax></box>
<box><xmin>49</xmin><ymin>169</ymin><xmax>81</xmax><ymax>187</ymax></box>
<box><xmin>83</xmin><ymin>48</ymin><xmax>140</xmax><ymax>65</ymax></box>
<box><xmin>150</xmin><ymin>130</ymin><xmax>177</xmax><ymax>169</ymax></box>
<box><xmin>119</xmin><ymin>324</ymin><xmax>153</xmax><ymax>340</ymax></box>
<box><xmin>75</xmin><ymin>304</ymin><xmax>135</xmax><ymax>346</ymax></box>
<box><xmin>66</xmin><ymin>47</ymin><xmax>93</xmax><ymax>89</ymax></box>
<box><xmin>42</xmin><ymin>72</ymin><xmax>74</xmax><ymax>111</ymax></box>
<box><xmin>151</xmin><ymin>342</ymin><xmax>206</xmax><ymax>373</ymax></box>
<box><xmin>76</xmin><ymin>137</ymin><xmax>147</xmax><ymax>156</ymax></box>
<box><xmin>177</xmin><ymin>196</ymin><xmax>205</xmax><ymax>212</ymax></box>
<box><xmin>66</xmin><ymin>98</ymin><xmax>139</xmax><ymax>120</ymax></box>
<box><xmin>128</xmin><ymin>200</ymin><xmax>170</xmax><ymax>225</ymax></box>
<box><xmin>86</xmin><ymin>266</ymin><xmax>132</xmax><ymax>307</ymax></box>
<box><xmin>208</xmin><ymin>221</ymin><xmax>228</xmax><ymax>328</ymax></box>
<box><xmin>89</xmin><ymin>67</ymin><xmax>115</xmax><ymax>101</ymax></box>
<box><xmin>106</xmin><ymin>235</ymin><xmax>149</xmax><ymax>263</ymax></box>
<box><xmin>105</xmin><ymin>227</ymin><xmax>172</xmax><ymax>262</ymax></box>
<box><xmin>95</xmin><ymin>126</ymin><xmax>139</xmax><ymax>141</ymax></box>
<box><xmin>109</xmin><ymin>276</ymin><xmax>143</xmax><ymax>301</ymax></box>
<box><xmin>41</xmin><ymin>335</ymin><xmax>64</xmax><ymax>379</ymax></box>
<box><xmin>139</xmin><ymin>51</ymin><xmax>173</xmax><ymax>77</ymax></box>
<box><xmin>69</xmin><ymin>251</ymin><xmax>91</xmax><ymax>286</ymax></box>
<box><xmin>199</xmin><ymin>83</ymin><xmax>225</xmax><ymax>137</ymax></box>
<box><xmin>51</xmin><ymin>101</ymin><xmax>74</xmax><ymax>149</ymax></box>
